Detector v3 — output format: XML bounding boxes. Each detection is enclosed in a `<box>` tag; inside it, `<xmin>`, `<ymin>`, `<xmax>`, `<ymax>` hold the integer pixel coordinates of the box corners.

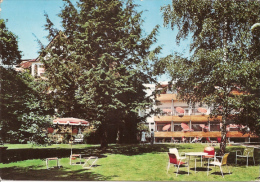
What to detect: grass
<box><xmin>0</xmin><ymin>143</ymin><xmax>259</xmax><ymax>181</ymax></box>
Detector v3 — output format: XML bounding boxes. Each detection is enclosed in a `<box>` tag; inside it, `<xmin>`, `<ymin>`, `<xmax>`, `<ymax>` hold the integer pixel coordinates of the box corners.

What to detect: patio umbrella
<box><xmin>229</xmin><ymin>124</ymin><xmax>239</xmax><ymax>128</ymax></box>
<box><xmin>198</xmin><ymin>107</ymin><xmax>207</xmax><ymax>114</ymax></box>
<box><xmin>181</xmin><ymin>123</ymin><xmax>194</xmax><ymax>131</ymax></box>
<box><xmin>53</xmin><ymin>118</ymin><xmax>89</xmax><ymax>155</ymax></box>
<box><xmin>162</xmin><ymin>124</ymin><xmax>171</xmax><ymax>131</ymax></box>
<box><xmin>176</xmin><ymin>107</ymin><xmax>184</xmax><ymax>114</ymax></box>
<box><xmin>200</xmin><ymin>124</ymin><xmax>209</xmax><ymax>131</ymax></box>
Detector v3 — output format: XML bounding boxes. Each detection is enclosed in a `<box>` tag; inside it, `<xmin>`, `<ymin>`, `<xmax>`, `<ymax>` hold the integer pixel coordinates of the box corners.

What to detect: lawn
<box><xmin>0</xmin><ymin>143</ymin><xmax>259</xmax><ymax>181</ymax></box>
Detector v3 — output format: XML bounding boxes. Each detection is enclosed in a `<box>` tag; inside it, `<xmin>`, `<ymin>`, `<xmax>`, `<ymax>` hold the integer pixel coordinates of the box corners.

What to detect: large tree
<box><xmin>0</xmin><ymin>19</ymin><xmax>21</xmax><ymax>65</ymax></box>
<box><xmin>0</xmin><ymin>19</ymin><xmax>52</xmax><ymax>145</ymax></box>
<box><xmin>39</xmin><ymin>0</ymin><xmax>161</xmax><ymax>148</ymax></box>
<box><xmin>234</xmin><ymin>23</ymin><xmax>260</xmax><ymax>138</ymax></box>
<box><xmin>160</xmin><ymin>0</ymin><xmax>260</xmax><ymax>155</ymax></box>
<box><xmin>0</xmin><ymin>67</ymin><xmax>53</xmax><ymax>144</ymax></box>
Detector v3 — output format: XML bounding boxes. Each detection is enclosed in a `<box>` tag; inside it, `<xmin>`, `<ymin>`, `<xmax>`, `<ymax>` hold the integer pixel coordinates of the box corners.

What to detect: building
<box><xmin>16</xmin><ymin>59</ymin><xmax>45</xmax><ymax>78</ymax></box>
<box><xmin>144</xmin><ymin>81</ymin><xmax>257</xmax><ymax>143</ymax></box>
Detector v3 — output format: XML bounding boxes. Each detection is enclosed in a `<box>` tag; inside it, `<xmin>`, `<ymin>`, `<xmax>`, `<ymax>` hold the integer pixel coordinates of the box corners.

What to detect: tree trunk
<box><xmin>219</xmin><ymin>116</ymin><xmax>227</xmax><ymax>156</ymax></box>
<box><xmin>116</xmin><ymin>127</ymin><xmax>120</xmax><ymax>144</ymax></box>
<box><xmin>100</xmin><ymin>125</ymin><xmax>108</xmax><ymax>149</ymax></box>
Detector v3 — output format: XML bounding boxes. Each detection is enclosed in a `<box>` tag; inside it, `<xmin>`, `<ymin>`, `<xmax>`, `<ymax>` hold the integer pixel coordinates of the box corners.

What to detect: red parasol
<box><xmin>200</xmin><ymin>124</ymin><xmax>205</xmax><ymax>128</ymax></box>
<box><xmin>181</xmin><ymin>123</ymin><xmax>194</xmax><ymax>131</ymax></box>
<box><xmin>198</xmin><ymin>107</ymin><xmax>207</xmax><ymax>114</ymax></box>
<box><xmin>229</xmin><ymin>124</ymin><xmax>239</xmax><ymax>128</ymax></box>
<box><xmin>53</xmin><ymin>118</ymin><xmax>89</xmax><ymax>126</ymax></box>
<box><xmin>176</xmin><ymin>107</ymin><xmax>185</xmax><ymax>114</ymax></box>
<box><xmin>53</xmin><ymin>117</ymin><xmax>89</xmax><ymax>155</ymax></box>
<box><xmin>162</xmin><ymin>124</ymin><xmax>171</xmax><ymax>131</ymax></box>
<box><xmin>200</xmin><ymin>124</ymin><xmax>209</xmax><ymax>130</ymax></box>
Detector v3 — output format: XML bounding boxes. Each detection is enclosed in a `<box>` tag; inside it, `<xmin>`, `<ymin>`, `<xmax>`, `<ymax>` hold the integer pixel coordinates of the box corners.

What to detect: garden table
<box><xmin>70</xmin><ymin>154</ymin><xmax>82</xmax><ymax>165</ymax></box>
<box><xmin>185</xmin><ymin>152</ymin><xmax>208</xmax><ymax>173</ymax></box>
<box><xmin>46</xmin><ymin>157</ymin><xmax>60</xmax><ymax>169</ymax></box>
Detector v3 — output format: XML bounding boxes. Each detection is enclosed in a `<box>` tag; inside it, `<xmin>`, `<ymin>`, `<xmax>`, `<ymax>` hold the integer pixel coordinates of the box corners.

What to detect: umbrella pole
<box><xmin>71</xmin><ymin>125</ymin><xmax>73</xmax><ymax>156</ymax></box>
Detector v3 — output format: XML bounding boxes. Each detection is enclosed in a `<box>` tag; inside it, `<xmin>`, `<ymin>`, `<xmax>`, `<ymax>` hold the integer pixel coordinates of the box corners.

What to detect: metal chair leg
<box><xmin>46</xmin><ymin>159</ymin><xmax>48</xmax><ymax>169</ymax></box>
<box><xmin>226</xmin><ymin>165</ymin><xmax>231</xmax><ymax>174</ymax></box>
<box><xmin>220</xmin><ymin>166</ymin><xmax>224</xmax><ymax>178</ymax></box>
<box><xmin>176</xmin><ymin>164</ymin><xmax>180</xmax><ymax>176</ymax></box>
<box><xmin>247</xmin><ymin>156</ymin><xmax>248</xmax><ymax>167</ymax></box>
<box><xmin>167</xmin><ymin>162</ymin><xmax>170</xmax><ymax>173</ymax></box>
<box><xmin>207</xmin><ymin>160</ymin><xmax>209</xmax><ymax>176</ymax></box>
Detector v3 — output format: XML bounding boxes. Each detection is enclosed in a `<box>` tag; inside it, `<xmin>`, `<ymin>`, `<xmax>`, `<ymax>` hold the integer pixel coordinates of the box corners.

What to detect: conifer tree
<box><xmin>0</xmin><ymin>19</ymin><xmax>21</xmax><ymax>65</ymax></box>
<box><xmin>40</xmin><ymin>0</ymin><xmax>161</xmax><ymax>147</ymax></box>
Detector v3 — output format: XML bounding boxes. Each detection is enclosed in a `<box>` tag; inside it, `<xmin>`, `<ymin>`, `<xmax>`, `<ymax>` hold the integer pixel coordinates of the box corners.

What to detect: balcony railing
<box><xmin>154</xmin><ymin>131</ymin><xmax>255</xmax><ymax>138</ymax></box>
<box><xmin>158</xmin><ymin>107</ymin><xmax>210</xmax><ymax>116</ymax></box>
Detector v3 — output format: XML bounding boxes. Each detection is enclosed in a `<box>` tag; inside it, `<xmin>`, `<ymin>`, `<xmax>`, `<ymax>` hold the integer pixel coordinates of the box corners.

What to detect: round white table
<box><xmin>185</xmin><ymin>152</ymin><xmax>208</xmax><ymax>173</ymax></box>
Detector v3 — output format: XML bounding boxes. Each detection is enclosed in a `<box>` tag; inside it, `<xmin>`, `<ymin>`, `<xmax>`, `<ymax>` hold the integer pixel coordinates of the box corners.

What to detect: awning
<box><xmin>162</xmin><ymin>124</ymin><xmax>171</xmax><ymax>131</ymax></box>
<box><xmin>53</xmin><ymin>118</ymin><xmax>89</xmax><ymax>126</ymax></box>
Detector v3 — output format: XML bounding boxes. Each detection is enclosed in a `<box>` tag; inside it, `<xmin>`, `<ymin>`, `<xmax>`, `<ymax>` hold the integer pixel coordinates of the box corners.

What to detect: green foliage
<box><xmin>0</xmin><ymin>19</ymin><xmax>21</xmax><ymax>65</ymax></box>
<box><xmin>137</xmin><ymin>122</ymin><xmax>149</xmax><ymax>132</ymax></box>
<box><xmin>234</xmin><ymin>24</ymin><xmax>260</xmax><ymax>136</ymax></box>
<box><xmin>0</xmin><ymin>20</ymin><xmax>52</xmax><ymax>145</ymax></box>
<box><xmin>0</xmin><ymin>67</ymin><xmax>53</xmax><ymax>144</ymax></box>
<box><xmin>39</xmin><ymin>0</ymin><xmax>161</xmax><ymax>147</ymax></box>
<box><xmin>160</xmin><ymin>0</ymin><xmax>260</xmax><ymax>155</ymax></box>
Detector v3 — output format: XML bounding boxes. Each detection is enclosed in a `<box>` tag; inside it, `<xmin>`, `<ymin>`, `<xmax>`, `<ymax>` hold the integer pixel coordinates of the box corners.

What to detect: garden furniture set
<box><xmin>167</xmin><ymin>146</ymin><xmax>256</xmax><ymax>178</ymax></box>
<box><xmin>46</xmin><ymin>154</ymin><xmax>98</xmax><ymax>169</ymax></box>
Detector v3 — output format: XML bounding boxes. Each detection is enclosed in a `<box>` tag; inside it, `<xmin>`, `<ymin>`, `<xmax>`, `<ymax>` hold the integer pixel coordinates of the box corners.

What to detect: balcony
<box><xmin>158</xmin><ymin>107</ymin><xmax>210</xmax><ymax>117</ymax></box>
<box><xmin>156</xmin><ymin>94</ymin><xmax>177</xmax><ymax>101</ymax></box>
<box><xmin>154</xmin><ymin>131</ymin><xmax>256</xmax><ymax>138</ymax></box>
<box><xmin>154</xmin><ymin>115</ymin><xmax>222</xmax><ymax>122</ymax></box>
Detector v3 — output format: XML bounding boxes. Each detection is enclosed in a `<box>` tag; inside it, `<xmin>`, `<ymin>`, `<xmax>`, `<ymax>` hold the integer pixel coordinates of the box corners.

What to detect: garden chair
<box><xmin>83</xmin><ymin>156</ymin><xmax>98</xmax><ymax>169</ymax></box>
<box><xmin>217</xmin><ymin>137</ymin><xmax>221</xmax><ymax>143</ymax></box>
<box><xmin>167</xmin><ymin>153</ymin><xmax>189</xmax><ymax>176</ymax></box>
<box><xmin>206</xmin><ymin>137</ymin><xmax>217</xmax><ymax>146</ymax></box>
<box><xmin>207</xmin><ymin>153</ymin><xmax>231</xmax><ymax>178</ymax></box>
<box><xmin>70</xmin><ymin>154</ymin><xmax>82</xmax><ymax>165</ymax></box>
<box><xmin>169</xmin><ymin>148</ymin><xmax>186</xmax><ymax>160</ymax></box>
<box><xmin>197</xmin><ymin>137</ymin><xmax>202</xmax><ymax>143</ymax></box>
<box><xmin>202</xmin><ymin>146</ymin><xmax>216</xmax><ymax>166</ymax></box>
<box><xmin>46</xmin><ymin>157</ymin><xmax>60</xmax><ymax>169</ymax></box>
<box><xmin>191</xmin><ymin>137</ymin><xmax>199</xmax><ymax>143</ymax></box>
<box><xmin>181</xmin><ymin>136</ymin><xmax>187</xmax><ymax>143</ymax></box>
<box><xmin>236</xmin><ymin>147</ymin><xmax>255</xmax><ymax>167</ymax></box>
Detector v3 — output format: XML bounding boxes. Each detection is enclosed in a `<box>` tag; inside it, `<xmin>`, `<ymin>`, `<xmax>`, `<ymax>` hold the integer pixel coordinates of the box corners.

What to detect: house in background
<box><xmin>143</xmin><ymin>81</ymin><xmax>258</xmax><ymax>144</ymax></box>
<box><xmin>16</xmin><ymin>31</ymin><xmax>65</xmax><ymax>78</ymax></box>
<box><xmin>17</xmin><ymin>59</ymin><xmax>45</xmax><ymax>78</ymax></box>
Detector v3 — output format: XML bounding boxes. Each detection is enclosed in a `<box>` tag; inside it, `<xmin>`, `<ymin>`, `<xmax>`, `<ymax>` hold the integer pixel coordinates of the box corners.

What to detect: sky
<box><xmin>1</xmin><ymin>0</ymin><xmax>192</xmax><ymax>81</ymax></box>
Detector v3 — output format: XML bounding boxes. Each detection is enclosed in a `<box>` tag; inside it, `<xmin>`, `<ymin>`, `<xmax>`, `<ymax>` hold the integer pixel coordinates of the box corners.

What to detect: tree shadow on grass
<box><xmin>0</xmin><ymin>165</ymin><xmax>116</xmax><ymax>181</ymax></box>
<box><xmin>99</xmin><ymin>144</ymin><xmax>187</xmax><ymax>156</ymax></box>
<box><xmin>0</xmin><ymin>144</ymin><xmax>194</xmax><ymax>164</ymax></box>
<box><xmin>209</xmin><ymin>171</ymin><xmax>232</xmax><ymax>178</ymax></box>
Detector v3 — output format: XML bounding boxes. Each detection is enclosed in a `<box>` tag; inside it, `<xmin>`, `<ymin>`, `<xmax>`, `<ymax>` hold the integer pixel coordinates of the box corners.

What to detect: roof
<box><xmin>19</xmin><ymin>59</ymin><xmax>36</xmax><ymax>68</ymax></box>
